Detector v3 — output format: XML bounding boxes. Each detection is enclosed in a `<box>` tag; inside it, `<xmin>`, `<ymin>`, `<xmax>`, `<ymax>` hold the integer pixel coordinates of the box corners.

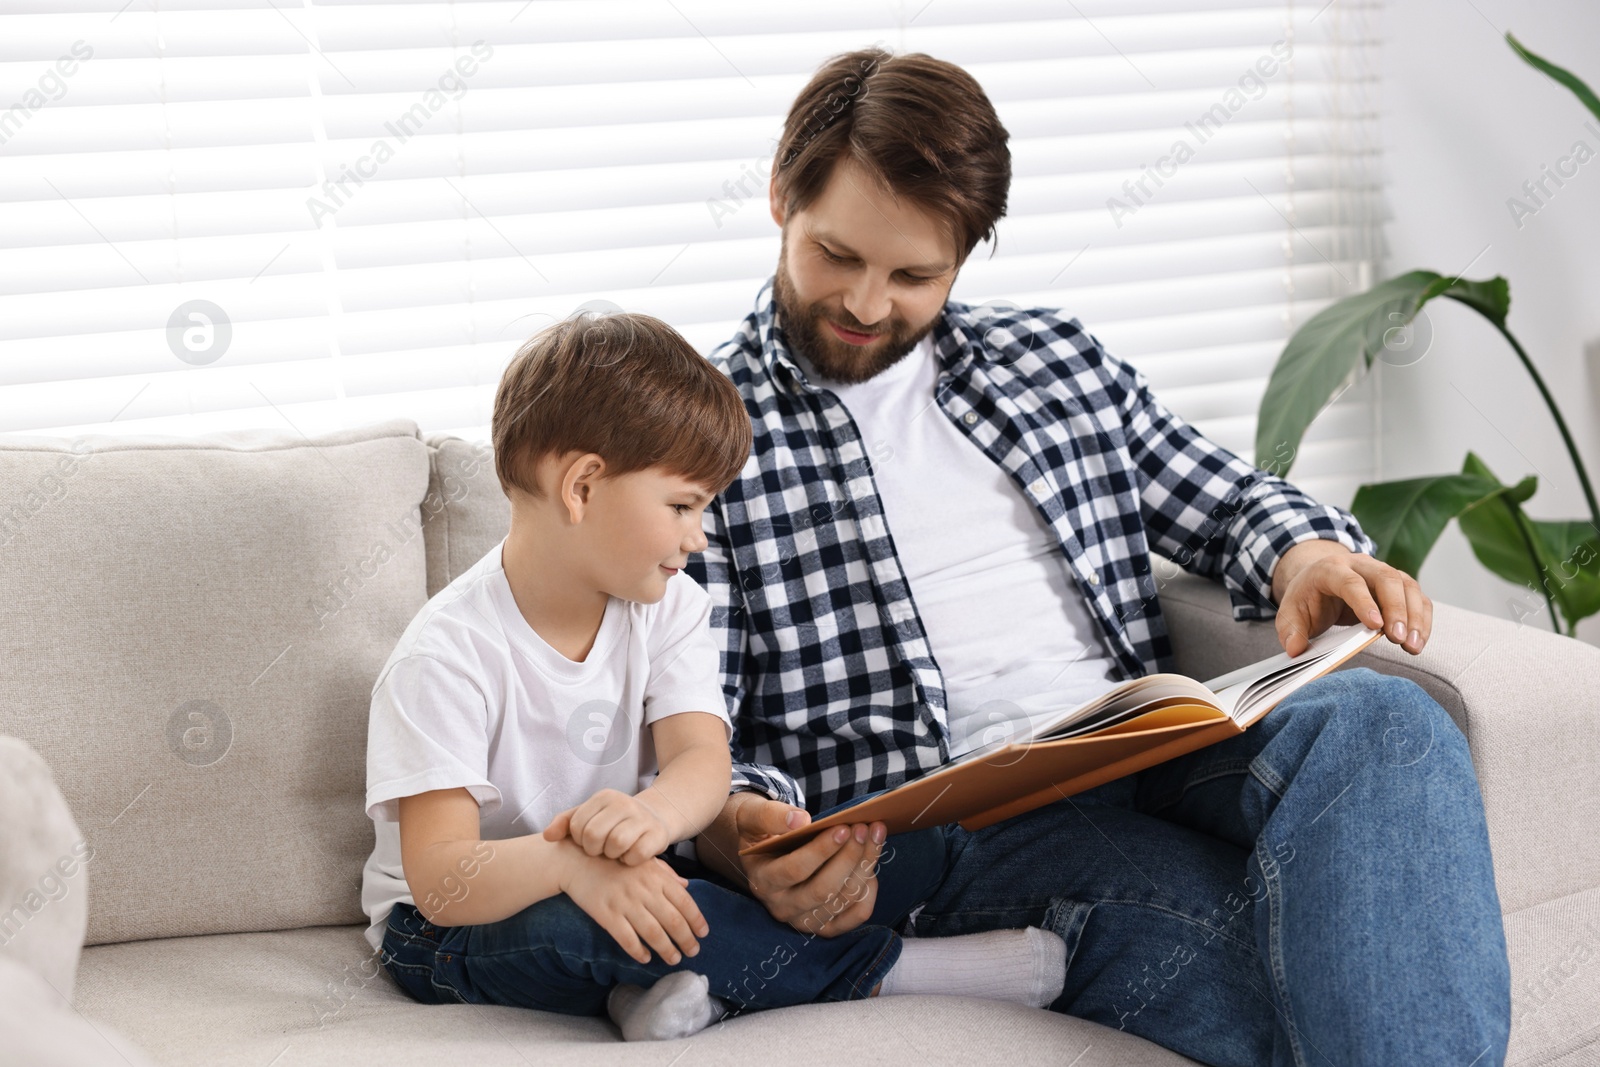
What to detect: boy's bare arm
<box><xmin>635</xmin><ymin>710</ymin><xmax>734</xmax><ymax>841</ymax></box>
<box><xmin>399</xmin><ymin>787</ymin><xmax>583</xmax><ymax>927</ymax></box>
<box><xmin>400</xmin><ymin>786</ymin><xmax>708</xmax><ymax>963</ymax></box>
<box><xmin>541</xmin><ymin>712</ymin><xmax>732</xmax><ymax>866</ymax></box>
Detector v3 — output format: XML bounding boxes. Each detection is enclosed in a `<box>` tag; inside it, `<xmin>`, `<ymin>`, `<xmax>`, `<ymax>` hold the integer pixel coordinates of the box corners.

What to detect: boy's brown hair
<box><xmin>492</xmin><ymin>309</ymin><xmax>752</xmax><ymax>500</ymax></box>
<box><xmin>772</xmin><ymin>47</ymin><xmax>1011</xmax><ymax>266</ymax></box>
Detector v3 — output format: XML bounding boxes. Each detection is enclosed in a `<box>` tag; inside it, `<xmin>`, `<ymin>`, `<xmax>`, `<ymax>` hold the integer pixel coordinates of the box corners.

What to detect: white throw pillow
<box><xmin>0</xmin><ymin>955</ymin><xmax>157</xmax><ymax>1067</ymax></box>
<box><xmin>0</xmin><ymin>736</ymin><xmax>88</xmax><ymax>1002</ymax></box>
<box><xmin>0</xmin><ymin>736</ymin><xmax>156</xmax><ymax>1065</ymax></box>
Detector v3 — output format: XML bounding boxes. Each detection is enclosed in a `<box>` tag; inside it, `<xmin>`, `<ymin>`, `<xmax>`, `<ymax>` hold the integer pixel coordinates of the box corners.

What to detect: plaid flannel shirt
<box><xmin>683</xmin><ymin>277</ymin><xmax>1376</xmax><ymax>816</ymax></box>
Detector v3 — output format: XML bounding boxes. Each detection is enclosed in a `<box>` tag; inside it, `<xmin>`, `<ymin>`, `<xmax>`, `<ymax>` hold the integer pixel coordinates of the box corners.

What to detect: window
<box><xmin>0</xmin><ymin>0</ymin><xmax>1382</xmax><ymax>502</ymax></box>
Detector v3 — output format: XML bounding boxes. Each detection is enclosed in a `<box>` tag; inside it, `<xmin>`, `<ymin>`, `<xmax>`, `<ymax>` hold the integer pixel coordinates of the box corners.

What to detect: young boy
<box><xmin>360</xmin><ymin>309</ymin><xmax>1068</xmax><ymax>1041</ymax></box>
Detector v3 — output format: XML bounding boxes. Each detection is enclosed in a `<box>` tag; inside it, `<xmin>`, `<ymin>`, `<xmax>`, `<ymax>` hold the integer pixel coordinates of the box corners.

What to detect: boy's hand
<box><xmin>543</xmin><ymin>788</ymin><xmax>673</xmax><ymax>866</ymax></box>
<box><xmin>559</xmin><ymin>851</ymin><xmax>709</xmax><ymax>966</ymax></box>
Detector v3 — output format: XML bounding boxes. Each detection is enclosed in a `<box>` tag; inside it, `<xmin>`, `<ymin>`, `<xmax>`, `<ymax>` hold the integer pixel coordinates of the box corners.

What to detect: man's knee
<box><xmin>1275</xmin><ymin>667</ymin><xmax>1464</xmax><ymax>765</ymax></box>
<box><xmin>1337</xmin><ymin>662</ymin><xmax>1465</xmax><ymax>755</ymax></box>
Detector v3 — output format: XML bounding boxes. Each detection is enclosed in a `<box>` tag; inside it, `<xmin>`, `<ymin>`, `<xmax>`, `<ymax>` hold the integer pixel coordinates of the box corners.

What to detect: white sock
<box><xmin>874</xmin><ymin>926</ymin><xmax>1066</xmax><ymax>1009</ymax></box>
<box><xmin>606</xmin><ymin>971</ymin><xmax>728</xmax><ymax>1041</ymax></box>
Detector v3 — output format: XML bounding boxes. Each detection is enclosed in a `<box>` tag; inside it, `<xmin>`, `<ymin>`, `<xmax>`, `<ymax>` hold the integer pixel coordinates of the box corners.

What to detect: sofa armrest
<box><xmin>1156</xmin><ymin>560</ymin><xmax>1600</xmax><ymax>914</ymax></box>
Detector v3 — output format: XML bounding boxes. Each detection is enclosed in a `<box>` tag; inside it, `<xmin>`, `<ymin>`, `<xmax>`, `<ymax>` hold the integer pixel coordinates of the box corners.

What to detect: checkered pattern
<box><xmin>684</xmin><ymin>278</ymin><xmax>1376</xmax><ymax>815</ymax></box>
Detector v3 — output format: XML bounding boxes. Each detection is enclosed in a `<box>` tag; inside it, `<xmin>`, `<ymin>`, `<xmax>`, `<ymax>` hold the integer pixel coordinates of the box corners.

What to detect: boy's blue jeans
<box><xmin>382</xmin><ymin>668</ymin><xmax>1512</xmax><ymax>1066</ymax></box>
<box><xmin>380</xmin><ymin>811</ymin><xmax>944</xmax><ymax>1015</ymax></box>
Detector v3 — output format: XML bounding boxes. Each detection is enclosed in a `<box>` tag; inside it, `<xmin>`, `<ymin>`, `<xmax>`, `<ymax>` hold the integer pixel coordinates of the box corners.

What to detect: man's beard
<box><xmin>771</xmin><ymin>237</ymin><xmax>940</xmax><ymax>385</ymax></box>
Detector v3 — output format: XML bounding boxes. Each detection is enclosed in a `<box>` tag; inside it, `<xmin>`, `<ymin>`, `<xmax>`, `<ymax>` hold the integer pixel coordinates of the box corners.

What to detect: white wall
<box><xmin>1377</xmin><ymin>0</ymin><xmax>1600</xmax><ymax>644</ymax></box>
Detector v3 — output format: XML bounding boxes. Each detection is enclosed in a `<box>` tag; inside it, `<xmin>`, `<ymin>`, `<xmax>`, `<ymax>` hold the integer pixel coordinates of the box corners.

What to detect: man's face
<box><xmin>770</xmin><ymin>155</ymin><xmax>961</xmax><ymax>384</ymax></box>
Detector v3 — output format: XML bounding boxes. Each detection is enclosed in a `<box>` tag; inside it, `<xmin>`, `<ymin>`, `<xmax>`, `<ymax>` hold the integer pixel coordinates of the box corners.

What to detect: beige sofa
<box><xmin>0</xmin><ymin>418</ymin><xmax>1595</xmax><ymax>1066</ymax></box>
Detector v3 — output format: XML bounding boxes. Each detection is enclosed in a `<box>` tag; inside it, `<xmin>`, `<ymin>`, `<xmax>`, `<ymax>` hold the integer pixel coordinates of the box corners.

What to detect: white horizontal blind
<box><xmin>0</xmin><ymin>0</ymin><xmax>1383</xmax><ymax>504</ymax></box>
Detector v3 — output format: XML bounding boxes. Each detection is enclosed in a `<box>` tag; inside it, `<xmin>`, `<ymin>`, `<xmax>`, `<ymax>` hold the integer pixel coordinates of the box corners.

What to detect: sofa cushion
<box><xmin>67</xmin><ymin>889</ymin><xmax>1600</xmax><ymax>1066</ymax></box>
<box><xmin>1503</xmin><ymin>886</ymin><xmax>1600</xmax><ymax>1064</ymax></box>
<box><xmin>0</xmin><ymin>419</ymin><xmax>430</xmax><ymax>945</ymax></box>
<box><xmin>421</xmin><ymin>435</ymin><xmax>508</xmax><ymax>597</ymax></box>
<box><xmin>72</xmin><ymin>923</ymin><xmax>1204</xmax><ymax>1066</ymax></box>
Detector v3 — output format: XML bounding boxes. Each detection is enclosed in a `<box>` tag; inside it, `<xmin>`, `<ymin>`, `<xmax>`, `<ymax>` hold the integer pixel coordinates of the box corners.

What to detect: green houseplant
<box><xmin>1256</xmin><ymin>34</ymin><xmax>1600</xmax><ymax>636</ymax></box>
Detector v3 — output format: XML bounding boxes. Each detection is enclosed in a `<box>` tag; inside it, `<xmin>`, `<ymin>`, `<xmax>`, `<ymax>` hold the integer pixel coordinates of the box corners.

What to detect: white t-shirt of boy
<box><xmin>360</xmin><ymin>538</ymin><xmax>733</xmax><ymax>952</ymax></box>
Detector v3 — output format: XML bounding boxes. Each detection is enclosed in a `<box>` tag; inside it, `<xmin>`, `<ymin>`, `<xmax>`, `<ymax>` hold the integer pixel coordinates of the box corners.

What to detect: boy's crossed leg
<box><xmin>387</xmin><ymin>823</ymin><xmax>1067</xmax><ymax>1040</ymax></box>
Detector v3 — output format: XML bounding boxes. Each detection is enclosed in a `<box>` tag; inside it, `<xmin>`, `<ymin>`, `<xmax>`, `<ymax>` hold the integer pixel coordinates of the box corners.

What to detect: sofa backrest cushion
<box><xmin>421</xmin><ymin>435</ymin><xmax>508</xmax><ymax>596</ymax></box>
<box><xmin>0</xmin><ymin>419</ymin><xmax>430</xmax><ymax>945</ymax></box>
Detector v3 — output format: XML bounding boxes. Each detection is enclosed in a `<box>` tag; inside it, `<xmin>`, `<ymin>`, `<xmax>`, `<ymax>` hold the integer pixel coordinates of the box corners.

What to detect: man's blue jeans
<box><xmin>894</xmin><ymin>666</ymin><xmax>1511</xmax><ymax>1066</ymax></box>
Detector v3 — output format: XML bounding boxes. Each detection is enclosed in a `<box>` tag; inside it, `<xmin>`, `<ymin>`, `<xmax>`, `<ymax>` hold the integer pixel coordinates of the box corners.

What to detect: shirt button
<box><xmin>1029</xmin><ymin>478</ymin><xmax>1046</xmax><ymax>495</ymax></box>
<box><xmin>1089</xmin><ymin>573</ymin><xmax>1100</xmax><ymax>586</ymax></box>
<box><xmin>962</xmin><ymin>411</ymin><xmax>978</xmax><ymax>425</ymax></box>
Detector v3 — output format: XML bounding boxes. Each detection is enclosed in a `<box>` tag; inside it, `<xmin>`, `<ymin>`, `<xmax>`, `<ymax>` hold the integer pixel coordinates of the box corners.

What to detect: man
<box><xmin>681</xmin><ymin>47</ymin><xmax>1511</xmax><ymax>1066</ymax></box>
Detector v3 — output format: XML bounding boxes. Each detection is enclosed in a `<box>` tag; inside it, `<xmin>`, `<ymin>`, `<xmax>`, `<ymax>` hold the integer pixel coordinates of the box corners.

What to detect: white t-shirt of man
<box><xmin>359</xmin><ymin>538</ymin><xmax>732</xmax><ymax>952</ymax></box>
<box><xmin>792</xmin><ymin>332</ymin><xmax>1123</xmax><ymax>757</ymax></box>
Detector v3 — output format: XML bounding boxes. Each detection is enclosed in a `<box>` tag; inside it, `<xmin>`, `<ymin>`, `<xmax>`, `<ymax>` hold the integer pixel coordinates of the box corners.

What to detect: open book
<box><xmin>739</xmin><ymin>622</ymin><xmax>1383</xmax><ymax>856</ymax></box>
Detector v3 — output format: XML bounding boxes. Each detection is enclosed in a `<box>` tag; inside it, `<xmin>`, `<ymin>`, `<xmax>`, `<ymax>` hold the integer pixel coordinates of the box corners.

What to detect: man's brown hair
<box><xmin>492</xmin><ymin>310</ymin><xmax>752</xmax><ymax>499</ymax></box>
<box><xmin>773</xmin><ymin>47</ymin><xmax>1011</xmax><ymax>265</ymax></box>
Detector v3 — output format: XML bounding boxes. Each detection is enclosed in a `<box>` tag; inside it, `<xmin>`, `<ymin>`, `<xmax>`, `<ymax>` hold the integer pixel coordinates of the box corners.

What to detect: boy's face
<box><xmin>582</xmin><ymin>465</ymin><xmax>714</xmax><ymax>604</ymax></box>
<box><xmin>769</xmin><ymin>154</ymin><xmax>961</xmax><ymax>384</ymax></box>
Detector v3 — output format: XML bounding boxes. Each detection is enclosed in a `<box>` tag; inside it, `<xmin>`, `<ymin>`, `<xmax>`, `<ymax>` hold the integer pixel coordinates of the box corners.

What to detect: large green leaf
<box><xmin>1256</xmin><ymin>272</ymin><xmax>1511</xmax><ymax>473</ymax></box>
<box><xmin>1350</xmin><ymin>472</ymin><xmax>1514</xmax><ymax>577</ymax></box>
<box><xmin>1457</xmin><ymin>452</ymin><xmax>1542</xmax><ymax>588</ymax></box>
<box><xmin>1456</xmin><ymin>453</ymin><xmax>1600</xmax><ymax>632</ymax></box>
<box><xmin>1508</xmin><ymin>32</ymin><xmax>1600</xmax><ymax>127</ymax></box>
<box><xmin>1528</xmin><ymin>519</ymin><xmax>1600</xmax><ymax>625</ymax></box>
<box><xmin>1434</xmin><ymin>275</ymin><xmax>1511</xmax><ymax>332</ymax></box>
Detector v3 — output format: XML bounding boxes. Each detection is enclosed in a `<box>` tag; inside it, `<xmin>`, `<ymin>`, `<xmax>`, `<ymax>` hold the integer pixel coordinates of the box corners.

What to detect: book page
<box><xmin>952</xmin><ymin>623</ymin><xmax>1381</xmax><ymax>764</ymax></box>
<box><xmin>949</xmin><ymin>675</ymin><xmax>1224</xmax><ymax>765</ymax></box>
<box><xmin>1209</xmin><ymin>623</ymin><xmax>1384</xmax><ymax>725</ymax></box>
<box><xmin>1032</xmin><ymin>681</ymin><xmax>1226</xmax><ymax>740</ymax></box>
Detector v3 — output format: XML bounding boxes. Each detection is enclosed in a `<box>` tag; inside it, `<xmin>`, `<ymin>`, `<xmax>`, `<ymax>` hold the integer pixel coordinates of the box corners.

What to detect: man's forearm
<box><xmin>692</xmin><ymin>791</ymin><xmax>759</xmax><ymax>888</ymax></box>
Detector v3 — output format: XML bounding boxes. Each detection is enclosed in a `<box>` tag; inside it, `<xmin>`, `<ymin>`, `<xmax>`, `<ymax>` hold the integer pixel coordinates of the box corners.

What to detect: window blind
<box><xmin>0</xmin><ymin>0</ymin><xmax>1384</xmax><ymax>505</ymax></box>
